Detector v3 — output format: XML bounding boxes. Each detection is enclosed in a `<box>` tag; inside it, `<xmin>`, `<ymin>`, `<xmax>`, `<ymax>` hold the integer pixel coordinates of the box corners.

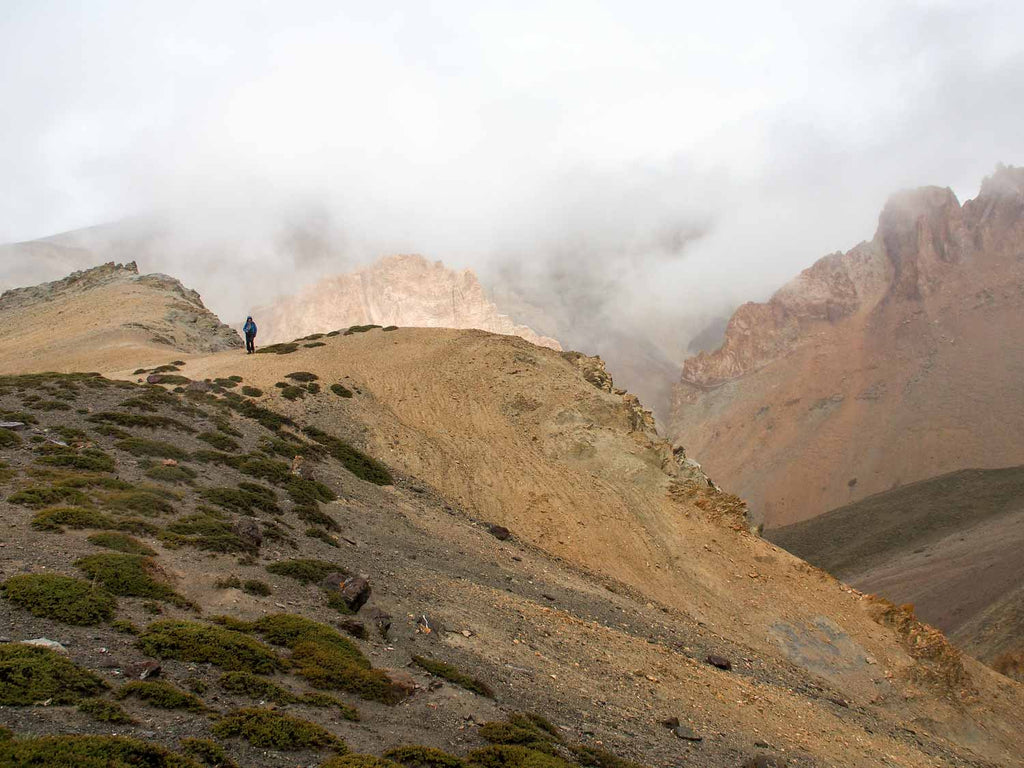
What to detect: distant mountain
<box><xmin>670</xmin><ymin>165</ymin><xmax>1024</xmax><ymax>527</ymax></box>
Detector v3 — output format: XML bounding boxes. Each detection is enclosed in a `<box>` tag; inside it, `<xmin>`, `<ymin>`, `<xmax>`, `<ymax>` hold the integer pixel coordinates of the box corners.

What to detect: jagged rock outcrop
<box><xmin>257</xmin><ymin>254</ymin><xmax>561</xmax><ymax>350</ymax></box>
<box><xmin>671</xmin><ymin>165</ymin><xmax>1024</xmax><ymax>526</ymax></box>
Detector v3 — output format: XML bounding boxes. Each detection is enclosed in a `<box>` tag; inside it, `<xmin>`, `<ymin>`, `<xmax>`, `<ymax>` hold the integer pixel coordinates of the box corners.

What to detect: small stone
<box><xmin>672</xmin><ymin>724</ymin><xmax>702</xmax><ymax>741</ymax></box>
<box><xmin>125</xmin><ymin>661</ymin><xmax>162</xmax><ymax>680</ymax></box>
<box><xmin>488</xmin><ymin>524</ymin><xmax>511</xmax><ymax>541</ymax></box>
<box><xmin>0</xmin><ymin>422</ymin><xmax>27</xmax><ymax>431</ymax></box>
<box><xmin>23</xmin><ymin>638</ymin><xmax>68</xmax><ymax>654</ymax></box>
<box><xmin>706</xmin><ymin>655</ymin><xmax>732</xmax><ymax>671</ymax></box>
<box><xmin>661</xmin><ymin>716</ymin><xmax>680</xmax><ymax>729</ymax></box>
<box><xmin>829</xmin><ymin>696</ymin><xmax>849</xmax><ymax>708</ymax></box>
<box><xmin>337</xmin><ymin>619</ymin><xmax>368</xmax><ymax>640</ymax></box>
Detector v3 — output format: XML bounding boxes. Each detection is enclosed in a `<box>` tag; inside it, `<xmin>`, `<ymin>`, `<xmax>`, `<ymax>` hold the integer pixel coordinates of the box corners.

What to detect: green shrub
<box><xmin>568</xmin><ymin>745</ymin><xmax>647</xmax><ymax>768</ymax></box>
<box><xmin>330</xmin><ymin>384</ymin><xmax>354</xmax><ymax>398</ymax></box>
<box><xmin>31</xmin><ymin>506</ymin><xmax>114</xmax><ymax>532</ymax></box>
<box><xmin>286</xmin><ymin>372</ymin><xmax>319</xmax><ymax>383</ymax></box>
<box><xmin>296</xmin><ymin>504</ymin><xmax>340</xmax><ymax>531</ymax></box>
<box><xmin>115</xmin><ymin>680</ymin><xmax>207</xmax><ymax>712</ymax></box>
<box><xmin>383</xmin><ymin>746</ymin><xmax>466</xmax><ymax>768</ymax></box>
<box><xmin>198</xmin><ymin>431</ymin><xmax>240</xmax><ymax>452</ymax></box>
<box><xmin>291</xmin><ymin>642</ymin><xmax>401</xmax><ymax>703</ymax></box>
<box><xmin>229</xmin><ymin>400</ymin><xmax>294</xmax><ymax>432</ymax></box>
<box><xmin>212</xmin><ymin>707</ymin><xmax>344</xmax><ymax>751</ymax></box>
<box><xmin>213</xmin><ymin>378</ymin><xmax>239</xmax><ymax>389</ymax></box>
<box><xmin>412</xmin><ymin>656</ymin><xmax>493</xmax><ymax>698</ymax></box>
<box><xmin>94</xmin><ymin>424</ymin><xmax>131</xmax><ymax>439</ymax></box>
<box><xmin>191</xmin><ymin>450</ymin><xmax>243</xmax><ymax>468</ymax></box>
<box><xmin>218</xmin><ymin>671</ymin><xmax>297</xmax><ymax>704</ymax></box>
<box><xmin>238</xmin><ymin>456</ymin><xmax>293</xmax><ymax>485</ymax></box>
<box><xmin>280</xmin><ymin>385</ymin><xmax>305</xmax><ymax>401</ymax></box>
<box><xmin>344</xmin><ymin>325</ymin><xmax>381</xmax><ymax>335</ymax></box>
<box><xmin>255</xmin><ymin>343</ymin><xmax>300</xmax><ymax>355</ymax></box>
<box><xmin>165</xmin><ymin>513</ymin><xmax>252</xmax><ymax>553</ymax></box>
<box><xmin>244</xmin><ymin>579</ymin><xmax>272</xmax><ymax>596</ymax></box>
<box><xmin>115</xmin><ymin>437</ymin><xmax>187</xmax><ymax>461</ymax></box>
<box><xmin>326</xmin><ymin>330</ymin><xmax>342</xmax><ymax>337</ymax></box>
<box><xmin>216</xmin><ymin>575</ymin><xmax>242</xmax><ymax>589</ymax></box>
<box><xmin>0</xmin><ymin>428</ymin><xmax>21</xmax><ymax>448</ymax></box>
<box><xmin>286</xmin><ymin>476</ymin><xmax>336</xmax><ymax>505</ymax></box>
<box><xmin>322</xmin><ymin>757</ymin><xmax>401</xmax><ymax>768</ymax></box>
<box><xmin>148</xmin><ymin>374</ymin><xmax>190</xmax><ymax>385</ymax></box>
<box><xmin>241</xmin><ymin>386</ymin><xmax>263</xmax><ymax>397</ymax></box>
<box><xmin>152</xmin><ymin>365</ymin><xmax>180</xmax><ymax>373</ymax></box>
<box><xmin>302</xmin><ymin>427</ymin><xmax>392</xmax><ymax>485</ymax></box>
<box><xmin>465</xmin><ymin>746</ymin><xmax>573</xmax><ymax>768</ymax></box>
<box><xmin>300</xmin><ymin>692</ymin><xmax>360</xmax><ymax>720</ymax></box>
<box><xmin>35</xmin><ymin>470</ymin><xmax>131</xmax><ymax>490</ymax></box>
<box><xmin>89</xmin><ymin>411</ymin><xmax>193</xmax><ymax>433</ymax></box>
<box><xmin>266</xmin><ymin>558</ymin><xmax>343</xmax><ymax>584</ymax></box>
<box><xmin>382</xmin><ymin>326</ymin><xmax>399</xmax><ymax>332</ymax></box>
<box><xmin>87</xmin><ymin>532</ymin><xmax>156</xmax><ymax>555</ymax></box>
<box><xmin>75</xmin><ymin>554</ymin><xmax>188</xmax><ymax>606</ymax></box>
<box><xmin>0</xmin><ymin>644</ymin><xmax>107</xmax><ymax>705</ymax></box>
<box><xmin>0</xmin><ymin>410</ymin><xmax>37</xmax><ymax>424</ymax></box>
<box><xmin>0</xmin><ymin>734</ymin><xmax>202</xmax><ymax>767</ymax></box>
<box><xmin>145</xmin><ymin>464</ymin><xmax>197</xmax><ymax>484</ymax></box>
<box><xmin>9</xmin><ymin>485</ymin><xmax>89</xmax><ymax>507</ymax></box>
<box><xmin>180</xmin><ymin>738</ymin><xmax>239</xmax><ymax>768</ymax></box>
<box><xmin>111</xmin><ymin>619</ymin><xmax>140</xmax><ymax>635</ymax></box>
<box><xmin>1</xmin><ymin>574</ymin><xmax>117</xmax><ymax>625</ymax></box>
<box><xmin>201</xmin><ymin>485</ymin><xmax>280</xmax><ymax>515</ymax></box>
<box><xmin>137</xmin><ymin>620</ymin><xmax>282</xmax><ymax>673</ymax></box>
<box><xmin>104</xmin><ymin>489</ymin><xmax>176</xmax><ymax>516</ymax></box>
<box><xmin>37</xmin><ymin>450</ymin><xmax>116</xmax><ymax>473</ymax></box>
<box><xmin>251</xmin><ymin>614</ymin><xmax>359</xmax><ymax>653</ymax></box>
<box><xmin>306</xmin><ymin>527</ymin><xmax>339</xmax><ymax>547</ymax></box>
<box><xmin>306</xmin><ymin>382</ymin><xmax>321</xmax><ymax>394</ymax></box>
<box><xmin>304</xmin><ymin>342</ymin><xmax>326</xmax><ymax>348</ymax></box>
<box><xmin>78</xmin><ymin>697</ymin><xmax>136</xmax><ymax>724</ymax></box>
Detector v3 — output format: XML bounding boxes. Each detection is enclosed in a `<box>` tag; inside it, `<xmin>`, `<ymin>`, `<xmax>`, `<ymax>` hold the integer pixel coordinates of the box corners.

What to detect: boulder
<box><xmin>337</xmin><ymin>618</ymin><xmax>368</xmax><ymax>640</ymax></box>
<box><xmin>706</xmin><ymin>654</ymin><xmax>732</xmax><ymax>671</ymax></box>
<box><xmin>125</xmin><ymin>661</ymin><xmax>161</xmax><ymax>680</ymax></box>
<box><xmin>488</xmin><ymin>524</ymin><xmax>511</xmax><ymax>541</ymax></box>
<box><xmin>321</xmin><ymin>573</ymin><xmax>371</xmax><ymax>613</ymax></box>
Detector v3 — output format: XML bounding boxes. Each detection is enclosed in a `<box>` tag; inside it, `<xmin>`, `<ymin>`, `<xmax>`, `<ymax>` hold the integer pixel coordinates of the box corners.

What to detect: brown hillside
<box><xmin>670</xmin><ymin>165</ymin><xmax>1024</xmax><ymax>527</ymax></box>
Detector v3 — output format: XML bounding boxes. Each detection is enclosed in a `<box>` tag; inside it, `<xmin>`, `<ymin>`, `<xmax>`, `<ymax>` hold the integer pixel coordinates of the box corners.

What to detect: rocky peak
<box><xmin>0</xmin><ymin>261</ymin><xmax>139</xmax><ymax>309</ymax></box>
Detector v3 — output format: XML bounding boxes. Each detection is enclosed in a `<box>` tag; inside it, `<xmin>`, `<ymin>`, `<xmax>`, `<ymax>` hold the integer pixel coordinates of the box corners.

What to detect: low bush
<box><xmin>266</xmin><ymin>558</ymin><xmax>344</xmax><ymax>584</ymax></box>
<box><xmin>241</xmin><ymin>386</ymin><xmax>263</xmax><ymax>397</ymax></box>
<box><xmin>412</xmin><ymin>656</ymin><xmax>493</xmax><ymax>698</ymax></box>
<box><xmin>111</xmin><ymin>619</ymin><xmax>140</xmax><ymax>634</ymax></box>
<box><xmin>1</xmin><ymin>574</ymin><xmax>117</xmax><ymax>625</ymax></box>
<box><xmin>344</xmin><ymin>325</ymin><xmax>381</xmax><ymax>335</ymax></box>
<box><xmin>322</xmin><ymin>757</ymin><xmax>401</xmax><ymax>768</ymax></box>
<box><xmin>180</xmin><ymin>738</ymin><xmax>239</xmax><ymax>768</ymax></box>
<box><xmin>280</xmin><ymin>385</ymin><xmax>305</xmax><ymax>401</ymax></box>
<box><xmin>148</xmin><ymin>374</ymin><xmax>191</xmax><ymax>385</ymax></box>
<box><xmin>104</xmin><ymin>488</ymin><xmax>176</xmax><ymax>516</ymax></box>
<box><xmin>202</xmin><ymin>485</ymin><xmax>280</xmax><ymax>515</ymax></box>
<box><xmin>137</xmin><ymin>620</ymin><xmax>283</xmax><ymax>673</ymax></box>
<box><xmin>0</xmin><ymin>644</ymin><xmax>107</xmax><ymax>705</ymax></box>
<box><xmin>75</xmin><ymin>554</ymin><xmax>188</xmax><ymax>606</ymax></box>
<box><xmin>9</xmin><ymin>485</ymin><xmax>89</xmax><ymax>508</ymax></box>
<box><xmin>33</xmin><ymin>400</ymin><xmax>73</xmax><ymax>411</ymax></box>
<box><xmin>0</xmin><ymin>734</ymin><xmax>201</xmax><ymax>767</ymax></box>
<box><xmin>37</xmin><ymin>449</ymin><xmax>116</xmax><ymax>473</ymax></box>
<box><xmin>286</xmin><ymin>476</ymin><xmax>336</xmax><ymax>505</ymax></box>
<box><xmin>198</xmin><ymin>431</ymin><xmax>240</xmax><ymax>452</ymax></box>
<box><xmin>302</xmin><ymin>427</ymin><xmax>392</xmax><ymax>485</ymax></box>
<box><xmin>218</xmin><ymin>671</ymin><xmax>297</xmax><ymax>704</ymax></box>
<box><xmin>0</xmin><ymin>428</ymin><xmax>21</xmax><ymax>448</ymax></box>
<box><xmin>304</xmin><ymin>342</ymin><xmax>326</xmax><ymax>348</ymax></box>
<box><xmin>382</xmin><ymin>325</ymin><xmax>399</xmax><ymax>332</ymax></box>
<box><xmin>238</xmin><ymin>456</ymin><xmax>293</xmax><ymax>485</ymax></box>
<box><xmin>296</xmin><ymin>504</ymin><xmax>340</xmax><ymax>531</ymax></box>
<box><xmin>114</xmin><ymin>680</ymin><xmax>207</xmax><ymax>712</ymax></box>
<box><xmin>151</xmin><ymin>365</ymin><xmax>180</xmax><ymax>373</ymax></box>
<box><xmin>244</xmin><ymin>579</ymin><xmax>272</xmax><ymax>596</ymax></box>
<box><xmin>165</xmin><ymin>513</ymin><xmax>253</xmax><ymax>553</ymax></box>
<box><xmin>255</xmin><ymin>343</ymin><xmax>300</xmax><ymax>355</ymax></box>
<box><xmin>89</xmin><ymin>411</ymin><xmax>193</xmax><ymax>433</ymax></box>
<box><xmin>330</xmin><ymin>383</ymin><xmax>354</xmax><ymax>398</ymax></box>
<box><xmin>306</xmin><ymin>382</ymin><xmax>321</xmax><ymax>394</ymax></box>
<box><xmin>93</xmin><ymin>424</ymin><xmax>131</xmax><ymax>439</ymax></box>
<box><xmin>78</xmin><ymin>697</ymin><xmax>136</xmax><ymax>724</ymax></box>
<box><xmin>87</xmin><ymin>532</ymin><xmax>156</xmax><ymax>555</ymax></box>
<box><xmin>383</xmin><ymin>746</ymin><xmax>466</xmax><ymax>768</ymax></box>
<box><xmin>115</xmin><ymin>437</ymin><xmax>187</xmax><ymax>461</ymax></box>
<box><xmin>212</xmin><ymin>707</ymin><xmax>344</xmax><ymax>751</ymax></box>
<box><xmin>145</xmin><ymin>464</ymin><xmax>197</xmax><ymax>484</ymax></box>
<box><xmin>31</xmin><ymin>506</ymin><xmax>115</xmax><ymax>532</ymax></box>
<box><xmin>229</xmin><ymin>400</ymin><xmax>294</xmax><ymax>432</ymax></box>
<box><xmin>306</xmin><ymin>527</ymin><xmax>339</xmax><ymax>547</ymax></box>
<box><xmin>466</xmin><ymin>746</ymin><xmax>574</xmax><ymax>768</ymax></box>
<box><xmin>212</xmin><ymin>378</ymin><xmax>239</xmax><ymax>389</ymax></box>
<box><xmin>286</xmin><ymin>372</ymin><xmax>318</xmax><ymax>383</ymax></box>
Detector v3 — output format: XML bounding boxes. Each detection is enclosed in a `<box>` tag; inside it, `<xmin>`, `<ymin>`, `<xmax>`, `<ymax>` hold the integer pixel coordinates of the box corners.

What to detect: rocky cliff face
<box><xmin>671</xmin><ymin>165</ymin><xmax>1024</xmax><ymax>526</ymax></box>
<box><xmin>256</xmin><ymin>254</ymin><xmax>561</xmax><ymax>350</ymax></box>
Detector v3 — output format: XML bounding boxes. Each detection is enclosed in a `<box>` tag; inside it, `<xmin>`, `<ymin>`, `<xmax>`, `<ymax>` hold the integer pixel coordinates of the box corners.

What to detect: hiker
<box><xmin>243</xmin><ymin>316</ymin><xmax>257</xmax><ymax>354</ymax></box>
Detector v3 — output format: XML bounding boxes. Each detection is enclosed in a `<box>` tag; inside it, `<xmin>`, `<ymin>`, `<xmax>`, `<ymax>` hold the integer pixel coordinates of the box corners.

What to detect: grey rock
<box><xmin>672</xmin><ymin>724</ymin><xmax>702</xmax><ymax>741</ymax></box>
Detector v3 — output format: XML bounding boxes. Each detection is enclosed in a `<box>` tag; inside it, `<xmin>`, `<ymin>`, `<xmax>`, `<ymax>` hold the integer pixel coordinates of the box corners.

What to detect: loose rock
<box><xmin>488</xmin><ymin>524</ymin><xmax>511</xmax><ymax>541</ymax></box>
<box><xmin>125</xmin><ymin>661</ymin><xmax>162</xmax><ymax>680</ymax></box>
<box><xmin>672</xmin><ymin>724</ymin><xmax>702</xmax><ymax>741</ymax></box>
<box><xmin>706</xmin><ymin>654</ymin><xmax>732</xmax><ymax>671</ymax></box>
<box><xmin>23</xmin><ymin>638</ymin><xmax>68</xmax><ymax>654</ymax></box>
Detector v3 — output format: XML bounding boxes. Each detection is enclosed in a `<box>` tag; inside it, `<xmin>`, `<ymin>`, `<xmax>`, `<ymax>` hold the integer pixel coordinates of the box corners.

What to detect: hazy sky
<box><xmin>2</xmin><ymin>0</ymin><xmax>1023</xmax><ymax>352</ymax></box>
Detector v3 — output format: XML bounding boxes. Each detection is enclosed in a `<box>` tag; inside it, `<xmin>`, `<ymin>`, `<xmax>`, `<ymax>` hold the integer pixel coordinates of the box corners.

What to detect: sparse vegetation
<box><xmin>255</xmin><ymin>343</ymin><xmax>300</xmax><ymax>355</ymax></box>
<box><xmin>303</xmin><ymin>426</ymin><xmax>392</xmax><ymax>485</ymax></box>
<box><xmin>212</xmin><ymin>707</ymin><xmax>344</xmax><ymax>751</ymax></box>
<box><xmin>307</xmin><ymin>382</ymin><xmax>321</xmax><ymax>394</ymax></box>
<box><xmin>115</xmin><ymin>437</ymin><xmax>187</xmax><ymax>461</ymax></box>
<box><xmin>382</xmin><ymin>325</ymin><xmax>399</xmax><ymax>332</ymax></box>
<box><xmin>992</xmin><ymin>650</ymin><xmax>1024</xmax><ymax>682</ymax></box>
<box><xmin>244</xmin><ymin>579</ymin><xmax>272</xmax><ymax>596</ymax></box>
<box><xmin>229</xmin><ymin>399</ymin><xmax>294</xmax><ymax>432</ymax></box>
<box><xmin>104</xmin><ymin>488</ymin><xmax>177</xmax><ymax>516</ymax></box>
<box><xmin>1</xmin><ymin>574</ymin><xmax>117</xmax><ymax>625</ymax></box>
<box><xmin>412</xmin><ymin>656</ymin><xmax>493</xmax><ymax>698</ymax></box>
<box><xmin>0</xmin><ymin>734</ymin><xmax>202</xmax><ymax>767</ymax></box>
<box><xmin>280</xmin><ymin>385</ymin><xmax>305</xmax><ymax>400</ymax></box>
<box><xmin>89</xmin><ymin>411</ymin><xmax>194</xmax><ymax>433</ymax></box>
<box><xmin>383</xmin><ymin>746</ymin><xmax>466</xmax><ymax>768</ymax></box>
<box><xmin>0</xmin><ymin>644</ymin><xmax>107</xmax><ymax>705</ymax></box>
<box><xmin>198</xmin><ymin>431</ymin><xmax>240</xmax><ymax>452</ymax></box>
<box><xmin>165</xmin><ymin>512</ymin><xmax>252</xmax><ymax>553</ymax></box>
<box><xmin>286</xmin><ymin>372</ymin><xmax>319</xmax><ymax>382</ymax></box>
<box><xmin>9</xmin><ymin>484</ymin><xmax>89</xmax><ymax>507</ymax></box>
<box><xmin>87</xmin><ymin>531</ymin><xmax>156</xmax><ymax>555</ymax></box>
<box><xmin>331</xmin><ymin>383</ymin><xmax>354</xmax><ymax>398</ymax></box>
<box><xmin>466</xmin><ymin>746</ymin><xmax>574</xmax><ymax>768</ymax></box>
<box><xmin>115</xmin><ymin>680</ymin><xmax>207</xmax><ymax>712</ymax></box>
<box><xmin>241</xmin><ymin>386</ymin><xmax>263</xmax><ymax>397</ymax></box>
<box><xmin>146</xmin><ymin>464</ymin><xmax>197</xmax><ymax>484</ymax></box>
<box><xmin>0</xmin><ymin>428</ymin><xmax>21</xmax><ymax>448</ymax></box>
<box><xmin>296</xmin><ymin>504</ymin><xmax>340</xmax><ymax>531</ymax></box>
<box><xmin>217</xmin><ymin>671</ymin><xmax>298</xmax><ymax>705</ymax></box>
<box><xmin>322</xmin><ymin>757</ymin><xmax>401</xmax><ymax>768</ymax></box>
<box><xmin>137</xmin><ymin>620</ymin><xmax>283</xmax><ymax>673</ymax></box>
<box><xmin>266</xmin><ymin>558</ymin><xmax>343</xmax><ymax>584</ymax></box>
<box><xmin>36</xmin><ymin>448</ymin><xmax>116</xmax><ymax>472</ymax></box>
<box><xmin>304</xmin><ymin>342</ymin><xmax>326</xmax><ymax>348</ymax></box>
<box><xmin>344</xmin><ymin>325</ymin><xmax>381</xmax><ymax>335</ymax></box>
<box><xmin>75</xmin><ymin>553</ymin><xmax>188</xmax><ymax>606</ymax></box>
<box><xmin>306</xmin><ymin>527</ymin><xmax>340</xmax><ymax>547</ymax></box>
<box><xmin>202</xmin><ymin>484</ymin><xmax>280</xmax><ymax>515</ymax></box>
<box><xmin>286</xmin><ymin>475</ymin><xmax>336</xmax><ymax>505</ymax></box>
<box><xmin>31</xmin><ymin>506</ymin><xmax>114</xmax><ymax>532</ymax></box>
<box><xmin>111</xmin><ymin>619</ymin><xmax>140</xmax><ymax>634</ymax></box>
<box><xmin>180</xmin><ymin>738</ymin><xmax>239</xmax><ymax>768</ymax></box>
<box><xmin>78</xmin><ymin>697</ymin><xmax>136</xmax><ymax>724</ymax></box>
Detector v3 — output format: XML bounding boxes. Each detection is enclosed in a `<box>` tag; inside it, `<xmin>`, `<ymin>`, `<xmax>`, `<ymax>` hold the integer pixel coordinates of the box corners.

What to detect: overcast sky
<box><xmin>1</xmin><ymin>0</ymin><xmax>1023</xmax><ymax>351</ymax></box>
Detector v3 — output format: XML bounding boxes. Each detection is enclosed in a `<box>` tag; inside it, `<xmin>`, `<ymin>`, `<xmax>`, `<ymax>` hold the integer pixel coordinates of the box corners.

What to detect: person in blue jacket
<box><xmin>243</xmin><ymin>316</ymin><xmax>257</xmax><ymax>354</ymax></box>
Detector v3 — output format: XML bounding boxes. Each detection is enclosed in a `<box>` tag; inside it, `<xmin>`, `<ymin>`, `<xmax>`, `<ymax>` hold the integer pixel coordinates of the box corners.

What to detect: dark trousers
<box><xmin>245</xmin><ymin>334</ymin><xmax>255</xmax><ymax>353</ymax></box>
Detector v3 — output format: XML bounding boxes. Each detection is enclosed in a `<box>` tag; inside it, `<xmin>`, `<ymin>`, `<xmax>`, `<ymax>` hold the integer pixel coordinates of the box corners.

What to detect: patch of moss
<box><xmin>212</xmin><ymin>707</ymin><xmax>344</xmax><ymax>751</ymax></box>
<box><xmin>322</xmin><ymin>757</ymin><xmax>401</xmax><ymax>768</ymax></box>
<box><xmin>115</xmin><ymin>680</ymin><xmax>207</xmax><ymax>712</ymax></box>
<box><xmin>78</xmin><ymin>697</ymin><xmax>136</xmax><ymax>724</ymax></box>
<box><xmin>87</xmin><ymin>531</ymin><xmax>156</xmax><ymax>555</ymax></box>
<box><xmin>0</xmin><ymin>644</ymin><xmax>107</xmax><ymax>705</ymax></box>
<box><xmin>1</xmin><ymin>573</ymin><xmax>116</xmax><ymax>625</ymax></box>
<box><xmin>115</xmin><ymin>437</ymin><xmax>187</xmax><ymax>461</ymax></box>
<box><xmin>466</xmin><ymin>746</ymin><xmax>574</xmax><ymax>768</ymax></box>
<box><xmin>0</xmin><ymin>734</ymin><xmax>201</xmax><ymax>767</ymax></box>
<box><xmin>302</xmin><ymin>426</ymin><xmax>392</xmax><ymax>485</ymax></box>
<box><xmin>180</xmin><ymin>738</ymin><xmax>239</xmax><ymax>768</ymax></box>
<box><xmin>201</xmin><ymin>485</ymin><xmax>280</xmax><ymax>515</ymax></box>
<box><xmin>89</xmin><ymin>411</ymin><xmax>194</xmax><ymax>433</ymax></box>
<box><xmin>412</xmin><ymin>656</ymin><xmax>493</xmax><ymax>698</ymax></box>
<box><xmin>330</xmin><ymin>383</ymin><xmax>354</xmax><ymax>398</ymax></box>
<box><xmin>240</xmin><ymin>386</ymin><xmax>263</xmax><ymax>397</ymax></box>
<box><xmin>0</xmin><ymin>428</ymin><xmax>21</xmax><ymax>448</ymax></box>
<box><xmin>9</xmin><ymin>484</ymin><xmax>89</xmax><ymax>508</ymax></box>
<box><xmin>137</xmin><ymin>620</ymin><xmax>283</xmax><ymax>673</ymax></box>
<box><xmin>266</xmin><ymin>558</ymin><xmax>343</xmax><ymax>584</ymax></box>
<box><xmin>75</xmin><ymin>553</ymin><xmax>188</xmax><ymax>606</ymax></box>
<box><xmin>198</xmin><ymin>431</ymin><xmax>240</xmax><ymax>452</ymax></box>
<box><xmin>383</xmin><ymin>746</ymin><xmax>466</xmax><ymax>768</ymax></box>
<box><xmin>255</xmin><ymin>343</ymin><xmax>300</xmax><ymax>355</ymax></box>
<box><xmin>146</xmin><ymin>464</ymin><xmax>197</xmax><ymax>484</ymax></box>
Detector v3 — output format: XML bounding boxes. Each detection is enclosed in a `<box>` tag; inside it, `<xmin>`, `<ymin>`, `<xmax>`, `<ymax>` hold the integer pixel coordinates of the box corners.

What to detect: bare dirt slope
<box><xmin>0</xmin><ymin>261</ymin><xmax>241</xmax><ymax>374</ymax></box>
<box><xmin>766</xmin><ymin>467</ymin><xmax>1024</xmax><ymax>664</ymax></box>
<box><xmin>670</xmin><ymin>165</ymin><xmax>1024</xmax><ymax>528</ymax></box>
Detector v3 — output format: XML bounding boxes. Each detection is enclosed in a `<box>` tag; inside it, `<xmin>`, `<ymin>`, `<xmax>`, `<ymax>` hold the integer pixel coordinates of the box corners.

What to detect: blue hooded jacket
<box><xmin>243</xmin><ymin>317</ymin><xmax>257</xmax><ymax>337</ymax></box>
